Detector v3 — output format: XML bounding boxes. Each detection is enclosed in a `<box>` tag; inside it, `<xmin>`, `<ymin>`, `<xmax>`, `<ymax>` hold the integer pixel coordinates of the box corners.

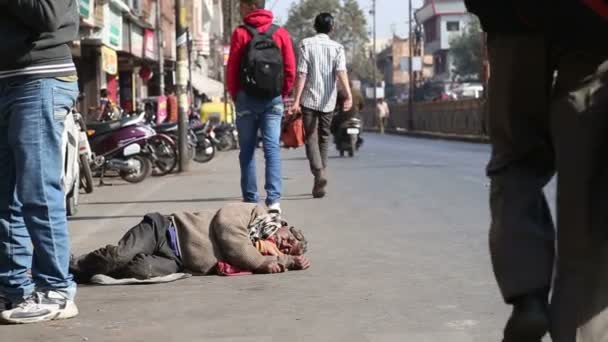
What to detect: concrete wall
<box><xmin>362</xmin><ymin>99</ymin><xmax>488</xmax><ymax>138</ymax></box>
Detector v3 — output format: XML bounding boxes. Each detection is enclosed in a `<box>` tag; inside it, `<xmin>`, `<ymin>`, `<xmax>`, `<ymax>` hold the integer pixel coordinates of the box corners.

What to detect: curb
<box><xmin>364</xmin><ymin>128</ymin><xmax>489</xmax><ymax>144</ymax></box>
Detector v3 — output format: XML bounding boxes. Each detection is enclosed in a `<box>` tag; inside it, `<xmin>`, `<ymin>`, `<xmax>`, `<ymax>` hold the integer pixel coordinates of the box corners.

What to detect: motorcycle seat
<box><xmin>87</xmin><ymin>120</ymin><xmax>123</xmax><ymax>135</ymax></box>
<box><xmin>156</xmin><ymin>122</ymin><xmax>178</xmax><ymax>133</ymax></box>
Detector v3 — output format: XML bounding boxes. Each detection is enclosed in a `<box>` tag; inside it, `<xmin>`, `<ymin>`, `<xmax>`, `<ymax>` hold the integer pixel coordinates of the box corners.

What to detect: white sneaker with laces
<box><xmin>0</xmin><ymin>290</ymin><xmax>78</xmax><ymax>324</ymax></box>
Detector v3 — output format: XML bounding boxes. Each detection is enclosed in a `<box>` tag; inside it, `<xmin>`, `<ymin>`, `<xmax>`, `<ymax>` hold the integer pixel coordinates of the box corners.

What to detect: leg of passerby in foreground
<box><xmin>236</xmin><ymin>97</ymin><xmax>261</xmax><ymax>204</ymax></box>
<box><xmin>303</xmin><ymin>108</ymin><xmax>327</xmax><ymax>198</ymax></box>
<box><xmin>261</xmin><ymin>96</ymin><xmax>283</xmax><ymax>216</ymax></box>
<box><xmin>549</xmin><ymin>49</ymin><xmax>608</xmax><ymax>342</ymax></box>
<box><xmin>486</xmin><ymin>34</ymin><xmax>556</xmax><ymax>342</ymax></box>
<box><xmin>0</xmin><ymin>79</ymin><xmax>79</xmax><ymax>324</ymax></box>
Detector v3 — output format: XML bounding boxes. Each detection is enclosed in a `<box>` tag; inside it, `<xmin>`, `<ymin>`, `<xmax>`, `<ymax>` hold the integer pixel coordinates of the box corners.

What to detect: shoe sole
<box><xmin>0</xmin><ymin>303</ymin><xmax>79</xmax><ymax>325</ymax></box>
<box><xmin>313</xmin><ymin>179</ymin><xmax>328</xmax><ymax>198</ymax></box>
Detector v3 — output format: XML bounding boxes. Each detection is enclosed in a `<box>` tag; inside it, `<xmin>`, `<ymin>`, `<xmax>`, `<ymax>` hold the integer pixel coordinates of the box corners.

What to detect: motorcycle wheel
<box><xmin>349</xmin><ymin>134</ymin><xmax>357</xmax><ymax>158</ymax></box>
<box><xmin>194</xmin><ymin>138</ymin><xmax>216</xmax><ymax>163</ymax></box>
<box><xmin>66</xmin><ymin>193</ymin><xmax>78</xmax><ymax>217</ymax></box>
<box><xmin>79</xmin><ymin>154</ymin><xmax>95</xmax><ymax>194</ymax></box>
<box><xmin>148</xmin><ymin>135</ymin><xmax>178</xmax><ymax>176</ymax></box>
<box><xmin>120</xmin><ymin>155</ymin><xmax>151</xmax><ymax>183</ymax></box>
<box><xmin>217</xmin><ymin>134</ymin><xmax>234</xmax><ymax>152</ymax></box>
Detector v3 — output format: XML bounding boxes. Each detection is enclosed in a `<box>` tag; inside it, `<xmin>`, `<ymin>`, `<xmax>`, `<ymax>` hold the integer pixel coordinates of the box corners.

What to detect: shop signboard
<box><xmin>102</xmin><ymin>3</ymin><xmax>123</xmax><ymax>51</ymax></box>
<box><xmin>131</xmin><ymin>25</ymin><xmax>144</xmax><ymax>58</ymax></box>
<box><xmin>79</xmin><ymin>0</ymin><xmax>95</xmax><ymax>26</ymax></box>
<box><xmin>143</xmin><ymin>29</ymin><xmax>157</xmax><ymax>61</ymax></box>
<box><xmin>101</xmin><ymin>46</ymin><xmax>118</xmax><ymax>75</ymax></box>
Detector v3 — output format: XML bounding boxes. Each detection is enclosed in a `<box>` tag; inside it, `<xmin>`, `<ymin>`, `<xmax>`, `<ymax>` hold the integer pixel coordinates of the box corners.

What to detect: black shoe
<box><xmin>503</xmin><ymin>295</ymin><xmax>549</xmax><ymax>342</ymax></box>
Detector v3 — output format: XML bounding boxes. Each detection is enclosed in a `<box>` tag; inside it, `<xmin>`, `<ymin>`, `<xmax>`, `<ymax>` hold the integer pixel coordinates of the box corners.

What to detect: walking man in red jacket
<box><xmin>226</xmin><ymin>0</ymin><xmax>296</xmax><ymax>215</ymax></box>
<box><xmin>466</xmin><ymin>0</ymin><xmax>608</xmax><ymax>340</ymax></box>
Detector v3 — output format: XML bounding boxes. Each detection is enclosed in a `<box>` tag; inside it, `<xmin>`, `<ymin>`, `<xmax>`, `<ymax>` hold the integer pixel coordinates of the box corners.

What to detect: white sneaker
<box><xmin>0</xmin><ymin>290</ymin><xmax>78</xmax><ymax>324</ymax></box>
<box><xmin>267</xmin><ymin>203</ymin><xmax>282</xmax><ymax>220</ymax></box>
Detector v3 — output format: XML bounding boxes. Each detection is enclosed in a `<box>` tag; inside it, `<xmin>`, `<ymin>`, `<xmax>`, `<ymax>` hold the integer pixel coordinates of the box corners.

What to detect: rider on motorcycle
<box><xmin>331</xmin><ymin>83</ymin><xmax>365</xmax><ymax>146</ymax></box>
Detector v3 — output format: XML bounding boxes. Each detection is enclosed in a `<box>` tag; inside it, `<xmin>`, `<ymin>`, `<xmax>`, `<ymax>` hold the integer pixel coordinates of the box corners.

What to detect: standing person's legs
<box><xmin>260</xmin><ymin>96</ymin><xmax>283</xmax><ymax>209</ymax></box>
<box><xmin>71</xmin><ymin>214</ymin><xmax>178</xmax><ymax>282</ymax></box>
<box><xmin>1</xmin><ymin>78</ymin><xmax>79</xmax><ymax>324</ymax></box>
<box><xmin>236</xmin><ymin>93</ymin><xmax>261</xmax><ymax>203</ymax></box>
<box><xmin>303</xmin><ymin>108</ymin><xmax>327</xmax><ymax>198</ymax></box>
<box><xmin>0</xmin><ymin>82</ymin><xmax>32</xmax><ymax>305</ymax></box>
<box><xmin>549</xmin><ymin>49</ymin><xmax>608</xmax><ymax>342</ymax></box>
<box><xmin>486</xmin><ymin>33</ymin><xmax>556</xmax><ymax>341</ymax></box>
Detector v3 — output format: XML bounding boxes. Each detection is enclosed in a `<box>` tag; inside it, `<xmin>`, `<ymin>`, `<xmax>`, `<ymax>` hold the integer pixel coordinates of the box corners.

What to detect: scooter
<box><xmin>334</xmin><ymin>117</ymin><xmax>363</xmax><ymax>158</ymax></box>
<box><xmin>62</xmin><ymin>110</ymin><xmax>82</xmax><ymax>217</ymax></box>
<box><xmin>73</xmin><ymin>111</ymin><xmax>95</xmax><ymax>194</ymax></box>
<box><xmin>86</xmin><ymin>113</ymin><xmax>158</xmax><ymax>185</ymax></box>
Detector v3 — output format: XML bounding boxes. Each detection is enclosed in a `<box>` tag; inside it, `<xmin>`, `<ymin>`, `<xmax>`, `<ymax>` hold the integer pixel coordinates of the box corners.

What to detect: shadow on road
<box><xmin>82</xmin><ymin>194</ymin><xmax>312</xmax><ymax>206</ymax></box>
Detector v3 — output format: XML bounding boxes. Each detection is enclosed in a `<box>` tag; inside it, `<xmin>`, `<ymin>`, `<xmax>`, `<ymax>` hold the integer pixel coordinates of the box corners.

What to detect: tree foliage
<box><xmin>284</xmin><ymin>0</ymin><xmax>380</xmax><ymax>82</ymax></box>
<box><xmin>449</xmin><ymin>16</ymin><xmax>483</xmax><ymax>81</ymax></box>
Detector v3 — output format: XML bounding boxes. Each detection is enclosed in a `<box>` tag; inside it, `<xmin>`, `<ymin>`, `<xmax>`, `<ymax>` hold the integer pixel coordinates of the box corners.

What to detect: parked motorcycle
<box><xmin>209</xmin><ymin>122</ymin><xmax>239</xmax><ymax>152</ymax></box>
<box><xmin>154</xmin><ymin>118</ymin><xmax>216</xmax><ymax>164</ymax></box>
<box><xmin>74</xmin><ymin>111</ymin><xmax>95</xmax><ymax>194</ymax></box>
<box><xmin>334</xmin><ymin>117</ymin><xmax>363</xmax><ymax>158</ymax></box>
<box><xmin>63</xmin><ymin>110</ymin><xmax>82</xmax><ymax>216</ymax></box>
<box><xmin>86</xmin><ymin>113</ymin><xmax>173</xmax><ymax>184</ymax></box>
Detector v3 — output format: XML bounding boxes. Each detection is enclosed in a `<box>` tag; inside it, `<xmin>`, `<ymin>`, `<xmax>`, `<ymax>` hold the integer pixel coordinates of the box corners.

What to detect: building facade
<box><xmin>415</xmin><ymin>0</ymin><xmax>472</xmax><ymax>86</ymax></box>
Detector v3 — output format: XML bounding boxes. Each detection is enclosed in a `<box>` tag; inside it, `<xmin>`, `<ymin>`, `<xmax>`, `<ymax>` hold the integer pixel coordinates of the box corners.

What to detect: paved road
<box><xmin>2</xmin><ymin>134</ymin><xmax>548</xmax><ymax>342</ymax></box>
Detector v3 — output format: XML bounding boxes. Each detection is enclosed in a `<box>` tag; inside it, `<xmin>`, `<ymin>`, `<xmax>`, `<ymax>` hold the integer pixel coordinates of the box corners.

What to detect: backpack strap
<box><xmin>263</xmin><ymin>24</ymin><xmax>280</xmax><ymax>38</ymax></box>
<box><xmin>241</xmin><ymin>24</ymin><xmax>260</xmax><ymax>38</ymax></box>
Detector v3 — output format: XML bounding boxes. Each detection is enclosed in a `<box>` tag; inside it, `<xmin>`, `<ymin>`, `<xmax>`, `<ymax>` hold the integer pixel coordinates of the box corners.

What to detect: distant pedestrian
<box><xmin>376</xmin><ymin>98</ymin><xmax>390</xmax><ymax>134</ymax></box>
<box><xmin>0</xmin><ymin>0</ymin><xmax>80</xmax><ymax>324</ymax></box>
<box><xmin>292</xmin><ymin>13</ymin><xmax>353</xmax><ymax>199</ymax></box>
<box><xmin>226</xmin><ymin>0</ymin><xmax>296</xmax><ymax>215</ymax></box>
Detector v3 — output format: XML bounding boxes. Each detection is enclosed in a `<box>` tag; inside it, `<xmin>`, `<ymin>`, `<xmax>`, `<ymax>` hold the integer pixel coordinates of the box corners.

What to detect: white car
<box><xmin>62</xmin><ymin>110</ymin><xmax>81</xmax><ymax>217</ymax></box>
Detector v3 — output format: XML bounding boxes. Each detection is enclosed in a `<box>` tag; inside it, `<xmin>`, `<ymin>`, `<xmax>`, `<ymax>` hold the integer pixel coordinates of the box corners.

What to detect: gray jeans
<box><xmin>303</xmin><ymin>107</ymin><xmax>333</xmax><ymax>174</ymax></box>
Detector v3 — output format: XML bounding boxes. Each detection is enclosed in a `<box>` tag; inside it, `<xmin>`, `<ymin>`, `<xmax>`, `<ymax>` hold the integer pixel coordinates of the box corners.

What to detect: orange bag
<box><xmin>281</xmin><ymin>114</ymin><xmax>305</xmax><ymax>148</ymax></box>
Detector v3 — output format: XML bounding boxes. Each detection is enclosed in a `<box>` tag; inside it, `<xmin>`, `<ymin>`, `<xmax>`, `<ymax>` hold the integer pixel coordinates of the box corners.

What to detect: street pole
<box><xmin>187</xmin><ymin>29</ymin><xmax>194</xmax><ymax>104</ymax></box>
<box><xmin>156</xmin><ymin>0</ymin><xmax>165</xmax><ymax>95</ymax></box>
<box><xmin>224</xmin><ymin>0</ymin><xmax>233</xmax><ymax>121</ymax></box>
<box><xmin>407</xmin><ymin>0</ymin><xmax>414</xmax><ymax>130</ymax></box>
<box><xmin>176</xmin><ymin>0</ymin><xmax>190</xmax><ymax>172</ymax></box>
<box><xmin>372</xmin><ymin>0</ymin><xmax>377</xmax><ymax>128</ymax></box>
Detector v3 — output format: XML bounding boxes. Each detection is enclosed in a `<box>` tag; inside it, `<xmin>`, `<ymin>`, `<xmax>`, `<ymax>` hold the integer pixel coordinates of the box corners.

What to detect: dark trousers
<box><xmin>303</xmin><ymin>107</ymin><xmax>333</xmax><ymax>174</ymax></box>
<box><xmin>488</xmin><ymin>32</ymin><xmax>608</xmax><ymax>341</ymax></box>
<box><xmin>70</xmin><ymin>214</ymin><xmax>182</xmax><ymax>283</ymax></box>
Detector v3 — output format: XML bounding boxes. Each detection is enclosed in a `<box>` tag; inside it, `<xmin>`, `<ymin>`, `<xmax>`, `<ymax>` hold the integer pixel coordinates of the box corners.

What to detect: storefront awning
<box><xmin>191</xmin><ymin>71</ymin><xmax>224</xmax><ymax>99</ymax></box>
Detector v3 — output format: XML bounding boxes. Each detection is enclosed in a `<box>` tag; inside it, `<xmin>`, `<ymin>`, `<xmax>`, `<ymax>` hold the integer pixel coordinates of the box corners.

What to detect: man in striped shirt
<box><xmin>293</xmin><ymin>13</ymin><xmax>353</xmax><ymax>199</ymax></box>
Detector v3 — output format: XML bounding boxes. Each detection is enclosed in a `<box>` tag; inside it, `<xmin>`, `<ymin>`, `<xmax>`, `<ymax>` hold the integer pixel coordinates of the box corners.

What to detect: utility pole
<box><xmin>407</xmin><ymin>0</ymin><xmax>414</xmax><ymax>130</ymax></box>
<box><xmin>176</xmin><ymin>0</ymin><xmax>190</xmax><ymax>172</ymax></box>
<box><xmin>372</xmin><ymin>0</ymin><xmax>377</xmax><ymax>128</ymax></box>
<box><xmin>156</xmin><ymin>0</ymin><xmax>165</xmax><ymax>95</ymax></box>
<box><xmin>224</xmin><ymin>0</ymin><xmax>233</xmax><ymax>121</ymax></box>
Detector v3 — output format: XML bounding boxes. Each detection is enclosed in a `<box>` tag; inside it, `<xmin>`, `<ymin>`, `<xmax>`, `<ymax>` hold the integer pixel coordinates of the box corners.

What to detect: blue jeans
<box><xmin>235</xmin><ymin>92</ymin><xmax>283</xmax><ymax>206</ymax></box>
<box><xmin>0</xmin><ymin>78</ymin><xmax>79</xmax><ymax>302</ymax></box>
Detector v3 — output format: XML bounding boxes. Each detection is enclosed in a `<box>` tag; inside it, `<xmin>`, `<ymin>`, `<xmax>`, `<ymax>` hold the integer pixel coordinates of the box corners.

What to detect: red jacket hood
<box><xmin>244</xmin><ymin>9</ymin><xmax>275</xmax><ymax>31</ymax></box>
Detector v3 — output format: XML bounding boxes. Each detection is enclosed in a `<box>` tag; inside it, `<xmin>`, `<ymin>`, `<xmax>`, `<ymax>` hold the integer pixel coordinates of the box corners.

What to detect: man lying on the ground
<box><xmin>70</xmin><ymin>203</ymin><xmax>310</xmax><ymax>283</ymax></box>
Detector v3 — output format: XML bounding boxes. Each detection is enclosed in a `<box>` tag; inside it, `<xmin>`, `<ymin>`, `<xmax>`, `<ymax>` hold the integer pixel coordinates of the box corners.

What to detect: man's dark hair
<box><xmin>314</xmin><ymin>13</ymin><xmax>335</xmax><ymax>34</ymax></box>
<box><xmin>100</xmin><ymin>89</ymin><xmax>108</xmax><ymax>98</ymax></box>
<box><xmin>240</xmin><ymin>0</ymin><xmax>265</xmax><ymax>8</ymax></box>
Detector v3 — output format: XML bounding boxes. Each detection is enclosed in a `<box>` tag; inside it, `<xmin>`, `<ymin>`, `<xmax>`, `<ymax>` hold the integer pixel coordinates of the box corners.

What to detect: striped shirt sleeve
<box><xmin>335</xmin><ymin>46</ymin><xmax>347</xmax><ymax>72</ymax></box>
<box><xmin>297</xmin><ymin>43</ymin><xmax>308</xmax><ymax>74</ymax></box>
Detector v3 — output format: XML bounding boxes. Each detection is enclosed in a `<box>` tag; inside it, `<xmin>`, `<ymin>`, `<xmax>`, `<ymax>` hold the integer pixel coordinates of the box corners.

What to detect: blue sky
<box><xmin>269</xmin><ymin>0</ymin><xmax>423</xmax><ymax>39</ymax></box>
